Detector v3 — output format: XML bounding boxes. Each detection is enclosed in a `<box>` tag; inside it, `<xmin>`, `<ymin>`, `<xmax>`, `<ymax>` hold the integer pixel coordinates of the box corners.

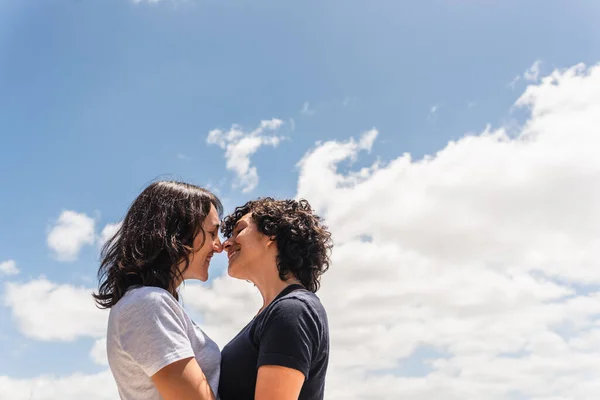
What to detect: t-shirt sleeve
<box><xmin>256</xmin><ymin>298</ymin><xmax>321</xmax><ymax>379</ymax></box>
<box><xmin>116</xmin><ymin>290</ymin><xmax>195</xmax><ymax>377</ymax></box>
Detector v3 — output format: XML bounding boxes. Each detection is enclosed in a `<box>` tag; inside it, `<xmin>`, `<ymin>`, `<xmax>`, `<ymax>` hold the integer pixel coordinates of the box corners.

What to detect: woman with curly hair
<box><xmin>93</xmin><ymin>181</ymin><xmax>223</xmax><ymax>400</ymax></box>
<box><xmin>218</xmin><ymin>197</ymin><xmax>333</xmax><ymax>400</ymax></box>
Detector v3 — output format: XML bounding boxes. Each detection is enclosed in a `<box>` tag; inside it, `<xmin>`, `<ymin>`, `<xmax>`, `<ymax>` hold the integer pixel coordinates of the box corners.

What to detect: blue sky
<box><xmin>2</xmin><ymin>1</ymin><xmax>600</xmax><ymax>399</ymax></box>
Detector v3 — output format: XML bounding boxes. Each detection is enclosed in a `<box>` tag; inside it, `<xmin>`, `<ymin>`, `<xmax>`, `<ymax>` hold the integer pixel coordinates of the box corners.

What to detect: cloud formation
<box><xmin>510</xmin><ymin>60</ymin><xmax>543</xmax><ymax>88</ymax></box>
<box><xmin>0</xmin><ymin>371</ymin><xmax>117</xmax><ymax>400</ymax></box>
<box><xmin>295</xmin><ymin>62</ymin><xmax>600</xmax><ymax>399</ymax></box>
<box><xmin>0</xmin><ymin>260</ymin><xmax>19</xmax><ymax>276</ymax></box>
<box><xmin>98</xmin><ymin>222</ymin><xmax>122</xmax><ymax>248</ymax></box>
<box><xmin>207</xmin><ymin>119</ymin><xmax>285</xmax><ymax>193</ymax></box>
<box><xmin>301</xmin><ymin>101</ymin><xmax>315</xmax><ymax>116</ymax></box>
<box><xmin>3</xmin><ymin>62</ymin><xmax>600</xmax><ymax>399</ymax></box>
<box><xmin>90</xmin><ymin>338</ymin><xmax>108</xmax><ymax>366</ymax></box>
<box><xmin>524</xmin><ymin>60</ymin><xmax>542</xmax><ymax>82</ymax></box>
<box><xmin>180</xmin><ymin>276</ymin><xmax>263</xmax><ymax>348</ymax></box>
<box><xmin>47</xmin><ymin>211</ymin><xmax>96</xmax><ymax>262</ymax></box>
<box><xmin>4</xmin><ymin>278</ymin><xmax>108</xmax><ymax>341</ymax></box>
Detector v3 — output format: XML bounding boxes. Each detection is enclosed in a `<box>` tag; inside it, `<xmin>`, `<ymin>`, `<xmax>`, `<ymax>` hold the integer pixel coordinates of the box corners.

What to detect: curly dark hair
<box><xmin>221</xmin><ymin>197</ymin><xmax>332</xmax><ymax>293</ymax></box>
<box><xmin>93</xmin><ymin>181</ymin><xmax>222</xmax><ymax>309</ymax></box>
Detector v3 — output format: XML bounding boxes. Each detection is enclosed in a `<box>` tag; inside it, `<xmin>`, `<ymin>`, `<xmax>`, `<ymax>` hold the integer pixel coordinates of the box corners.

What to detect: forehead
<box><xmin>235</xmin><ymin>212</ymin><xmax>254</xmax><ymax>227</ymax></box>
<box><xmin>204</xmin><ymin>204</ymin><xmax>221</xmax><ymax>226</ymax></box>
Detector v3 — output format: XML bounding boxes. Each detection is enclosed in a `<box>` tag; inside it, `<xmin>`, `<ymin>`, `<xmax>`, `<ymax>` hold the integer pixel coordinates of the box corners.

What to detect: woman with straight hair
<box><xmin>94</xmin><ymin>180</ymin><xmax>223</xmax><ymax>400</ymax></box>
<box><xmin>218</xmin><ymin>197</ymin><xmax>333</xmax><ymax>400</ymax></box>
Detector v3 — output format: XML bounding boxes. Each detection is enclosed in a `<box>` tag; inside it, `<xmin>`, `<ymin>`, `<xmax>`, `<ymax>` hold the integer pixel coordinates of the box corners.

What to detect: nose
<box><xmin>213</xmin><ymin>236</ymin><xmax>223</xmax><ymax>253</ymax></box>
<box><xmin>222</xmin><ymin>237</ymin><xmax>233</xmax><ymax>253</ymax></box>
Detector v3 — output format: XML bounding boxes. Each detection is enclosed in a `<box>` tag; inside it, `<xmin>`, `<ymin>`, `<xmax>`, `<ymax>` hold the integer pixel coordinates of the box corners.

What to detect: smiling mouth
<box><xmin>228</xmin><ymin>250</ymin><xmax>239</xmax><ymax>260</ymax></box>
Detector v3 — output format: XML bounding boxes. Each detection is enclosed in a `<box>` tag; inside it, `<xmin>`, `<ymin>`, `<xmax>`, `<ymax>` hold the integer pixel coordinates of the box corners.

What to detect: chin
<box><xmin>184</xmin><ymin>275</ymin><xmax>208</xmax><ymax>282</ymax></box>
<box><xmin>184</xmin><ymin>269</ymin><xmax>208</xmax><ymax>282</ymax></box>
<box><xmin>227</xmin><ymin>265</ymin><xmax>242</xmax><ymax>280</ymax></box>
<box><xmin>197</xmin><ymin>268</ymin><xmax>210</xmax><ymax>281</ymax></box>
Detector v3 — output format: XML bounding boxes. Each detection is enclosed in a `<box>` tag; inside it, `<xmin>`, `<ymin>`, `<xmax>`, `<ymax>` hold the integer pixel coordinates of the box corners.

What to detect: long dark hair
<box><xmin>93</xmin><ymin>181</ymin><xmax>223</xmax><ymax>309</ymax></box>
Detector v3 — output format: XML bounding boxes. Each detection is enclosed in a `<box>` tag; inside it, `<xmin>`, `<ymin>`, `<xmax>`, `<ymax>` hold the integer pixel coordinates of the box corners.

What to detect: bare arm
<box><xmin>255</xmin><ymin>365</ymin><xmax>305</xmax><ymax>400</ymax></box>
<box><xmin>152</xmin><ymin>357</ymin><xmax>215</xmax><ymax>400</ymax></box>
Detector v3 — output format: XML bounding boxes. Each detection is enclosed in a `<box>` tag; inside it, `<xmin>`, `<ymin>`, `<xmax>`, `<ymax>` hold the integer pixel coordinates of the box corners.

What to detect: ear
<box><xmin>266</xmin><ymin>236</ymin><xmax>276</xmax><ymax>247</ymax></box>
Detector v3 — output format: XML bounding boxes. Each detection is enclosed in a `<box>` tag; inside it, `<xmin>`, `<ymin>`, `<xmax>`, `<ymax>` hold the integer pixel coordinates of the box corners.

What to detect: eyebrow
<box><xmin>232</xmin><ymin>220</ymin><xmax>244</xmax><ymax>232</ymax></box>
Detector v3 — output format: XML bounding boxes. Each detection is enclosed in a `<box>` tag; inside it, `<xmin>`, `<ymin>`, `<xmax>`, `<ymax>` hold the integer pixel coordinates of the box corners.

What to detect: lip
<box><xmin>227</xmin><ymin>250</ymin><xmax>239</xmax><ymax>260</ymax></box>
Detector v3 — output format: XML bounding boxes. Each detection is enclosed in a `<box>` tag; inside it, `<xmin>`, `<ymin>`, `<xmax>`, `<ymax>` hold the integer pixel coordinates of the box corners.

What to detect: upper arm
<box><xmin>255</xmin><ymin>365</ymin><xmax>304</xmax><ymax>400</ymax></box>
<box><xmin>255</xmin><ymin>298</ymin><xmax>322</xmax><ymax>397</ymax></box>
<box><xmin>152</xmin><ymin>357</ymin><xmax>215</xmax><ymax>400</ymax></box>
<box><xmin>116</xmin><ymin>290</ymin><xmax>213</xmax><ymax>399</ymax></box>
<box><xmin>117</xmin><ymin>291</ymin><xmax>194</xmax><ymax>376</ymax></box>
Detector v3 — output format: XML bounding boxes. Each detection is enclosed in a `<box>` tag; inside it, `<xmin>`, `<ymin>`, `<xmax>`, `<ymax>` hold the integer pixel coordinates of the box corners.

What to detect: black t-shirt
<box><xmin>219</xmin><ymin>284</ymin><xmax>330</xmax><ymax>400</ymax></box>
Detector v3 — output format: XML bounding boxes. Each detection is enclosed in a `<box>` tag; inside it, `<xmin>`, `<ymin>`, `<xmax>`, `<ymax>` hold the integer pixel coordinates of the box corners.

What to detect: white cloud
<box><xmin>0</xmin><ymin>277</ymin><xmax>260</xmax><ymax>399</ymax></box>
<box><xmin>98</xmin><ymin>222</ymin><xmax>122</xmax><ymax>248</ymax></box>
<box><xmin>0</xmin><ymin>260</ymin><xmax>19</xmax><ymax>276</ymax></box>
<box><xmin>0</xmin><ymin>370</ymin><xmax>117</xmax><ymax>400</ymax></box>
<box><xmin>510</xmin><ymin>60</ymin><xmax>543</xmax><ymax>89</ymax></box>
<box><xmin>4</xmin><ymin>278</ymin><xmax>108</xmax><ymax>341</ymax></box>
<box><xmin>301</xmin><ymin>101</ymin><xmax>315</xmax><ymax>115</ymax></box>
<box><xmin>295</xmin><ymin>62</ymin><xmax>600</xmax><ymax>399</ymax></box>
<box><xmin>296</xmin><ymin>128</ymin><xmax>378</xmax><ymax>213</ymax></box>
<box><xmin>206</xmin><ymin>119</ymin><xmax>285</xmax><ymax>193</ymax></box>
<box><xmin>3</xmin><ymin>62</ymin><xmax>600</xmax><ymax>400</ymax></box>
<box><xmin>509</xmin><ymin>74</ymin><xmax>521</xmax><ymax>89</ymax></box>
<box><xmin>47</xmin><ymin>211</ymin><xmax>96</xmax><ymax>262</ymax></box>
<box><xmin>180</xmin><ymin>276</ymin><xmax>262</xmax><ymax>348</ymax></box>
<box><xmin>429</xmin><ymin>104</ymin><xmax>440</xmax><ymax>122</ymax></box>
<box><xmin>524</xmin><ymin>60</ymin><xmax>542</xmax><ymax>82</ymax></box>
<box><xmin>90</xmin><ymin>338</ymin><xmax>108</xmax><ymax>366</ymax></box>
<box><xmin>342</xmin><ymin>96</ymin><xmax>358</xmax><ymax>107</ymax></box>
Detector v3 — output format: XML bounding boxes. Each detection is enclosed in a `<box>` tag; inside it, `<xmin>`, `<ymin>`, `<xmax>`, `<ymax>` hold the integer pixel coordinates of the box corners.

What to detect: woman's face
<box><xmin>223</xmin><ymin>213</ymin><xmax>273</xmax><ymax>280</ymax></box>
<box><xmin>181</xmin><ymin>204</ymin><xmax>222</xmax><ymax>282</ymax></box>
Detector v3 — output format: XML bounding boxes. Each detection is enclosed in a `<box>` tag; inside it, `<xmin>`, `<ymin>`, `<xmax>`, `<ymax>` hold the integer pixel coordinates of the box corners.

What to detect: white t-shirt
<box><xmin>106</xmin><ymin>286</ymin><xmax>220</xmax><ymax>400</ymax></box>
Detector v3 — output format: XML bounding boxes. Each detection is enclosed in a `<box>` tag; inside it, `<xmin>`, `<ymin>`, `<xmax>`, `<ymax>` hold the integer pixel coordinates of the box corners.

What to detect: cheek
<box><xmin>239</xmin><ymin>240</ymin><xmax>262</xmax><ymax>261</ymax></box>
<box><xmin>197</xmin><ymin>234</ymin><xmax>212</xmax><ymax>252</ymax></box>
<box><xmin>190</xmin><ymin>243</ymin><xmax>208</xmax><ymax>266</ymax></box>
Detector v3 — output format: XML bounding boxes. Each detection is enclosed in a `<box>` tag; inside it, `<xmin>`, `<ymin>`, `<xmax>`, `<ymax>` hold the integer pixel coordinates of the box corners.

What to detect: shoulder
<box><xmin>254</xmin><ymin>288</ymin><xmax>328</xmax><ymax>371</ymax></box>
<box><xmin>262</xmin><ymin>289</ymin><xmax>328</xmax><ymax>330</ymax></box>
<box><xmin>111</xmin><ymin>286</ymin><xmax>183</xmax><ymax>319</ymax></box>
<box><xmin>274</xmin><ymin>289</ymin><xmax>326</xmax><ymax>317</ymax></box>
<box><xmin>109</xmin><ymin>286</ymin><xmax>193</xmax><ymax>346</ymax></box>
<box><xmin>120</xmin><ymin>286</ymin><xmax>176</xmax><ymax>305</ymax></box>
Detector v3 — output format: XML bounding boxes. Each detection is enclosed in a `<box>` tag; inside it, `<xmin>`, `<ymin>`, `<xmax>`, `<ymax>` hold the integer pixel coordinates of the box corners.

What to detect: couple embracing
<box><xmin>93</xmin><ymin>181</ymin><xmax>332</xmax><ymax>400</ymax></box>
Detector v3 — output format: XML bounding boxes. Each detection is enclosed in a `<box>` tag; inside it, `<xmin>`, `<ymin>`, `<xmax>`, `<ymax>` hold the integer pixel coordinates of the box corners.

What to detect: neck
<box><xmin>251</xmin><ymin>263</ymin><xmax>301</xmax><ymax>313</ymax></box>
